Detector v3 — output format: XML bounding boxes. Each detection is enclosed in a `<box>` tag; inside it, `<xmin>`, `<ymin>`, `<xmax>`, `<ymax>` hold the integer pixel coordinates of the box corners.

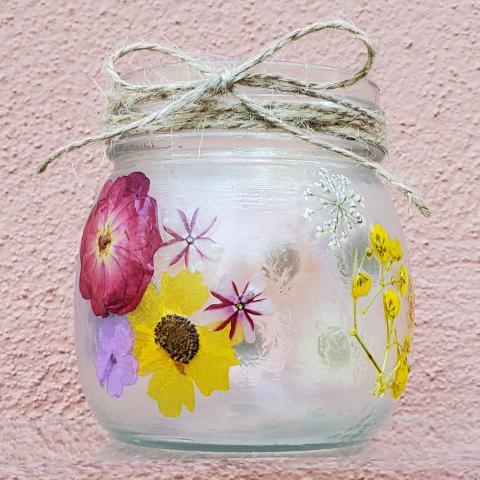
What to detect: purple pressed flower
<box><xmin>95</xmin><ymin>316</ymin><xmax>138</xmax><ymax>398</ymax></box>
<box><xmin>160</xmin><ymin>207</ymin><xmax>222</xmax><ymax>272</ymax></box>
<box><xmin>203</xmin><ymin>274</ymin><xmax>272</xmax><ymax>343</ymax></box>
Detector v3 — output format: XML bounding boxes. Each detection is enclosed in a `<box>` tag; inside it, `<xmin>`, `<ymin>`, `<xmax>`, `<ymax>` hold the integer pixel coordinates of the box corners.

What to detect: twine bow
<box><xmin>38</xmin><ymin>20</ymin><xmax>431</xmax><ymax>217</ymax></box>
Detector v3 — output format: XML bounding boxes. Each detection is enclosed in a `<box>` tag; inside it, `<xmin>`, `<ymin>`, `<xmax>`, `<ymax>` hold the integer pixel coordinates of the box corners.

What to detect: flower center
<box><xmin>235</xmin><ymin>302</ymin><xmax>245</xmax><ymax>311</ymax></box>
<box><xmin>154</xmin><ymin>314</ymin><xmax>200</xmax><ymax>364</ymax></box>
<box><xmin>110</xmin><ymin>353</ymin><xmax>117</xmax><ymax>365</ymax></box>
<box><xmin>98</xmin><ymin>233</ymin><xmax>112</xmax><ymax>252</ymax></box>
<box><xmin>185</xmin><ymin>235</ymin><xmax>194</xmax><ymax>245</ymax></box>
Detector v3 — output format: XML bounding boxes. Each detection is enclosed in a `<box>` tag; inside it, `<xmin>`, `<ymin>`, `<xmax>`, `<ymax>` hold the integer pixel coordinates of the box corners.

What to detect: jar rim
<box><xmin>123</xmin><ymin>60</ymin><xmax>379</xmax><ymax>105</ymax></box>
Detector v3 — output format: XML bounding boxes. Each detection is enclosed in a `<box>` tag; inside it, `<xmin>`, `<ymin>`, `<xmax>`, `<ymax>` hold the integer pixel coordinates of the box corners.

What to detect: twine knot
<box><xmin>37</xmin><ymin>19</ymin><xmax>431</xmax><ymax>217</ymax></box>
<box><xmin>214</xmin><ymin>69</ymin><xmax>236</xmax><ymax>93</ymax></box>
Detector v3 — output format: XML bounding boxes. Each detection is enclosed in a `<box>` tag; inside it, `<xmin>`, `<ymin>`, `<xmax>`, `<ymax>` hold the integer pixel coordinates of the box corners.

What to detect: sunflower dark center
<box><xmin>154</xmin><ymin>314</ymin><xmax>200</xmax><ymax>364</ymax></box>
<box><xmin>98</xmin><ymin>233</ymin><xmax>112</xmax><ymax>252</ymax></box>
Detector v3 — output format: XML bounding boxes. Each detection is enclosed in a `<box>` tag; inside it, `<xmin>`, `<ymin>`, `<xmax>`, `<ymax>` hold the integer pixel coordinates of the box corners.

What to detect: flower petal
<box><xmin>128</xmin><ymin>283</ymin><xmax>164</xmax><ymax>331</ymax></box>
<box><xmin>240</xmin><ymin>317</ymin><xmax>257</xmax><ymax>344</ymax></box>
<box><xmin>185</xmin><ymin>243</ymin><xmax>205</xmax><ymax>272</ymax></box>
<box><xmin>163</xmin><ymin>209</ymin><xmax>190</xmax><ymax>239</ymax></box>
<box><xmin>159</xmin><ymin>271</ymin><xmax>209</xmax><ymax>317</ymax></box>
<box><xmin>111</xmin><ymin>317</ymin><xmax>135</xmax><ymax>357</ymax></box>
<box><xmin>106</xmin><ymin>367</ymin><xmax>124</xmax><ymax>398</ymax></box>
<box><xmin>190</xmin><ymin>207</ymin><xmax>217</xmax><ymax>238</ymax></box>
<box><xmin>147</xmin><ymin>360</ymin><xmax>195</xmax><ymax>417</ymax></box>
<box><xmin>241</xmin><ymin>272</ymin><xmax>267</xmax><ymax>303</ymax></box>
<box><xmin>194</xmin><ymin>237</ymin><xmax>222</xmax><ymax>262</ymax></box>
<box><xmin>117</xmin><ymin>355</ymin><xmax>138</xmax><ymax>386</ymax></box>
<box><xmin>187</xmin><ymin>326</ymin><xmax>239</xmax><ymax>396</ymax></box>
<box><xmin>214</xmin><ymin>275</ymin><xmax>240</xmax><ymax>303</ymax></box>
<box><xmin>159</xmin><ymin>239</ymin><xmax>188</xmax><ymax>267</ymax></box>
<box><xmin>95</xmin><ymin>353</ymin><xmax>112</xmax><ymax>385</ymax></box>
<box><xmin>97</xmin><ymin>318</ymin><xmax>116</xmax><ymax>353</ymax></box>
<box><xmin>246</xmin><ymin>298</ymin><xmax>272</xmax><ymax>316</ymax></box>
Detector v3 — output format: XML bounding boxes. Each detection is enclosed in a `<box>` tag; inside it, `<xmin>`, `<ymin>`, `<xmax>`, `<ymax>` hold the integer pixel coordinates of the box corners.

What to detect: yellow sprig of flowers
<box><xmin>350</xmin><ymin>223</ymin><xmax>412</xmax><ymax>400</ymax></box>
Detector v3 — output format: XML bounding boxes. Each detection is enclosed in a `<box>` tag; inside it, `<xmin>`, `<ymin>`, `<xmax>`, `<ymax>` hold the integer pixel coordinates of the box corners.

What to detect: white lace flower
<box><xmin>303</xmin><ymin>168</ymin><xmax>365</xmax><ymax>248</ymax></box>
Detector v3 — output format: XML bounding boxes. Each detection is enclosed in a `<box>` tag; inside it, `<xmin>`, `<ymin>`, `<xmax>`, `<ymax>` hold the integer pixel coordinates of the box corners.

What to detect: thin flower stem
<box><xmin>361</xmin><ymin>285</ymin><xmax>383</xmax><ymax>315</ymax></box>
<box><xmin>353</xmin><ymin>332</ymin><xmax>382</xmax><ymax>374</ymax></box>
<box><xmin>351</xmin><ymin>298</ymin><xmax>382</xmax><ymax>374</ymax></box>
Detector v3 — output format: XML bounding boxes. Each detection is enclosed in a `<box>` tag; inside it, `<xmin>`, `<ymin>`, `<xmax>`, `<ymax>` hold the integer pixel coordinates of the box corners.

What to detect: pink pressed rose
<box><xmin>79</xmin><ymin>172</ymin><xmax>162</xmax><ymax>317</ymax></box>
<box><xmin>160</xmin><ymin>207</ymin><xmax>222</xmax><ymax>272</ymax></box>
<box><xmin>203</xmin><ymin>274</ymin><xmax>272</xmax><ymax>343</ymax></box>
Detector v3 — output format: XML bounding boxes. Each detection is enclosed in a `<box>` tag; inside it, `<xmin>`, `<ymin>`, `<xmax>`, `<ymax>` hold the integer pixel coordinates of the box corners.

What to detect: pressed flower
<box><xmin>303</xmin><ymin>168</ymin><xmax>365</xmax><ymax>248</ymax></box>
<box><xmin>128</xmin><ymin>271</ymin><xmax>239</xmax><ymax>417</ymax></box>
<box><xmin>383</xmin><ymin>289</ymin><xmax>400</xmax><ymax>322</ymax></box>
<box><xmin>352</xmin><ymin>272</ymin><xmax>372</xmax><ymax>299</ymax></box>
<box><xmin>95</xmin><ymin>316</ymin><xmax>138</xmax><ymax>398</ymax></box>
<box><xmin>79</xmin><ymin>172</ymin><xmax>162</xmax><ymax>317</ymax></box>
<box><xmin>392</xmin><ymin>337</ymin><xmax>410</xmax><ymax>399</ymax></box>
<box><xmin>203</xmin><ymin>274</ymin><xmax>272</xmax><ymax>343</ymax></box>
<box><xmin>160</xmin><ymin>208</ymin><xmax>222</xmax><ymax>272</ymax></box>
<box><xmin>397</xmin><ymin>265</ymin><xmax>409</xmax><ymax>296</ymax></box>
<box><xmin>389</xmin><ymin>238</ymin><xmax>403</xmax><ymax>263</ymax></box>
<box><xmin>370</xmin><ymin>223</ymin><xmax>391</xmax><ymax>265</ymax></box>
<box><xmin>407</xmin><ymin>276</ymin><xmax>415</xmax><ymax>335</ymax></box>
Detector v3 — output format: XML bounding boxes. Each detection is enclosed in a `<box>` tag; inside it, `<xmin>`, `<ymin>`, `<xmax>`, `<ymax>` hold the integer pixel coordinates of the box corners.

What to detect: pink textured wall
<box><xmin>1</xmin><ymin>1</ymin><xmax>479</xmax><ymax>478</ymax></box>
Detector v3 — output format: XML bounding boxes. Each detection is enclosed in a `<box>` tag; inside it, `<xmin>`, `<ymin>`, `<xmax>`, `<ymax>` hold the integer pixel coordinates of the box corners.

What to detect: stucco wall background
<box><xmin>1</xmin><ymin>0</ymin><xmax>479</xmax><ymax>478</ymax></box>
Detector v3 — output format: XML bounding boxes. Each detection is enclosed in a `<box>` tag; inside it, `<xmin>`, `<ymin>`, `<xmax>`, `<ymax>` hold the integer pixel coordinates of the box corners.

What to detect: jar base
<box><xmin>109</xmin><ymin>428</ymin><xmax>369</xmax><ymax>453</ymax></box>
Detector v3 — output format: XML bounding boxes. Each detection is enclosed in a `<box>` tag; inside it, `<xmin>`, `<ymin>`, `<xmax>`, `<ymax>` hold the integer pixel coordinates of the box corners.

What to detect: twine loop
<box><xmin>38</xmin><ymin>19</ymin><xmax>431</xmax><ymax>217</ymax></box>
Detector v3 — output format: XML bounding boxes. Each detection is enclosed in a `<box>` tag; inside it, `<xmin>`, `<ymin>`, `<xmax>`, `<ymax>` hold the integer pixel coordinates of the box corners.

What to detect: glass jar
<box><xmin>74</xmin><ymin>62</ymin><xmax>414</xmax><ymax>451</ymax></box>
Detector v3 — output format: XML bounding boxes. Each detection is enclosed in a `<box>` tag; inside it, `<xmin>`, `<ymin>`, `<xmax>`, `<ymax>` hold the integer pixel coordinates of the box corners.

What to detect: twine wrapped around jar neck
<box><xmin>38</xmin><ymin>19</ymin><xmax>431</xmax><ymax>217</ymax></box>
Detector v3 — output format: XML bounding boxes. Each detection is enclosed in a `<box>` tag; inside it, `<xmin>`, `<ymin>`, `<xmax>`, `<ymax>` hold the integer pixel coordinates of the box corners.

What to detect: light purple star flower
<box><xmin>203</xmin><ymin>273</ymin><xmax>272</xmax><ymax>343</ymax></box>
<box><xmin>95</xmin><ymin>316</ymin><xmax>138</xmax><ymax>398</ymax></box>
<box><xmin>160</xmin><ymin>207</ymin><xmax>222</xmax><ymax>272</ymax></box>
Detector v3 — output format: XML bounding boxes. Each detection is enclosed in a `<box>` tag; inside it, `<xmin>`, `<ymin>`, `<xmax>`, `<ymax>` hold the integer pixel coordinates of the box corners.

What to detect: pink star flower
<box><xmin>203</xmin><ymin>274</ymin><xmax>272</xmax><ymax>343</ymax></box>
<box><xmin>79</xmin><ymin>172</ymin><xmax>162</xmax><ymax>317</ymax></box>
<box><xmin>160</xmin><ymin>208</ymin><xmax>222</xmax><ymax>272</ymax></box>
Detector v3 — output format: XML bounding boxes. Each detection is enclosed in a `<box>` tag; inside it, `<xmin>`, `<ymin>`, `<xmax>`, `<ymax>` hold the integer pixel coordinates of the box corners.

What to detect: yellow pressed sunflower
<box><xmin>370</xmin><ymin>223</ymin><xmax>391</xmax><ymax>265</ymax></box>
<box><xmin>128</xmin><ymin>270</ymin><xmax>239</xmax><ymax>418</ymax></box>
<box><xmin>396</xmin><ymin>265</ymin><xmax>409</xmax><ymax>296</ymax></box>
<box><xmin>383</xmin><ymin>289</ymin><xmax>400</xmax><ymax>322</ymax></box>
<box><xmin>352</xmin><ymin>272</ymin><xmax>372</xmax><ymax>299</ymax></box>
<box><xmin>389</xmin><ymin>238</ymin><xmax>403</xmax><ymax>263</ymax></box>
<box><xmin>392</xmin><ymin>336</ymin><xmax>410</xmax><ymax>399</ymax></box>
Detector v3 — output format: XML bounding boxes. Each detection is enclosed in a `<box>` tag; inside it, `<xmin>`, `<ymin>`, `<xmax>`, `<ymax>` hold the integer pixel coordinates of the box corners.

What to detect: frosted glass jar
<box><xmin>74</xmin><ymin>63</ymin><xmax>414</xmax><ymax>451</ymax></box>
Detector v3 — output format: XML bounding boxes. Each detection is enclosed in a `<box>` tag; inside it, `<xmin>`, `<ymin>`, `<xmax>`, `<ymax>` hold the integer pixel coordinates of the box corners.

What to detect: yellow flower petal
<box><xmin>187</xmin><ymin>326</ymin><xmax>239</xmax><ymax>396</ymax></box>
<box><xmin>159</xmin><ymin>270</ymin><xmax>209</xmax><ymax>317</ymax></box>
<box><xmin>147</xmin><ymin>359</ymin><xmax>195</xmax><ymax>417</ymax></box>
<box><xmin>128</xmin><ymin>282</ymin><xmax>164</xmax><ymax>330</ymax></box>
<box><xmin>352</xmin><ymin>272</ymin><xmax>372</xmax><ymax>299</ymax></box>
<box><xmin>383</xmin><ymin>289</ymin><xmax>400</xmax><ymax>322</ymax></box>
<box><xmin>389</xmin><ymin>238</ymin><xmax>403</xmax><ymax>263</ymax></box>
<box><xmin>397</xmin><ymin>265</ymin><xmax>409</xmax><ymax>296</ymax></box>
<box><xmin>370</xmin><ymin>223</ymin><xmax>391</xmax><ymax>264</ymax></box>
<box><xmin>392</xmin><ymin>346</ymin><xmax>410</xmax><ymax>400</ymax></box>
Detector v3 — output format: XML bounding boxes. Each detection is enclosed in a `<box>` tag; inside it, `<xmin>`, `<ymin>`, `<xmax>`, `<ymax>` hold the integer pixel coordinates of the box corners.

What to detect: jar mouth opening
<box><xmin>123</xmin><ymin>60</ymin><xmax>379</xmax><ymax>105</ymax></box>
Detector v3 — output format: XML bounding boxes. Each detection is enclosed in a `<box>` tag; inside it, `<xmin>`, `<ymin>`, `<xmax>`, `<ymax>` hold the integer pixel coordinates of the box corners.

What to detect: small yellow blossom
<box><xmin>392</xmin><ymin>337</ymin><xmax>410</xmax><ymax>399</ymax></box>
<box><xmin>397</xmin><ymin>265</ymin><xmax>409</xmax><ymax>296</ymax></box>
<box><xmin>383</xmin><ymin>289</ymin><xmax>400</xmax><ymax>322</ymax></box>
<box><xmin>370</xmin><ymin>223</ymin><xmax>391</xmax><ymax>265</ymax></box>
<box><xmin>352</xmin><ymin>272</ymin><xmax>372</xmax><ymax>299</ymax></box>
<box><xmin>389</xmin><ymin>238</ymin><xmax>403</xmax><ymax>263</ymax></box>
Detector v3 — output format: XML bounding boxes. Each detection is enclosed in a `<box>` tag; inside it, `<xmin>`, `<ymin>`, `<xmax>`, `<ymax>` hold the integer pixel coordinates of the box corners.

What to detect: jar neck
<box><xmin>108</xmin><ymin>130</ymin><xmax>385</xmax><ymax>171</ymax></box>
